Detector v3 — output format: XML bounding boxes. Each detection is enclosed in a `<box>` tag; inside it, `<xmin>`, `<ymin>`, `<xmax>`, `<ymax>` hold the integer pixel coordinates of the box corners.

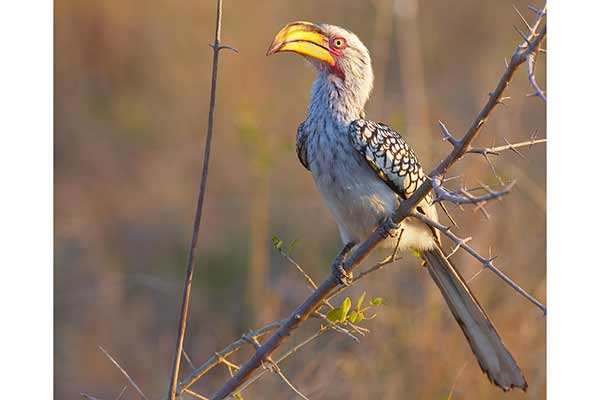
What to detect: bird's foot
<box><xmin>332</xmin><ymin>259</ymin><xmax>353</xmax><ymax>286</ymax></box>
<box><xmin>331</xmin><ymin>242</ymin><xmax>356</xmax><ymax>286</ymax></box>
<box><xmin>378</xmin><ymin>216</ymin><xmax>400</xmax><ymax>238</ymax></box>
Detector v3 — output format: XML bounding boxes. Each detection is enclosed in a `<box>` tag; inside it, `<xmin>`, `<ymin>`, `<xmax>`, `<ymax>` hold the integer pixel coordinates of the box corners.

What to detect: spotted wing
<box><xmin>296</xmin><ymin>121</ymin><xmax>310</xmax><ymax>171</ymax></box>
<box><xmin>349</xmin><ymin>119</ymin><xmax>429</xmax><ymax>202</ymax></box>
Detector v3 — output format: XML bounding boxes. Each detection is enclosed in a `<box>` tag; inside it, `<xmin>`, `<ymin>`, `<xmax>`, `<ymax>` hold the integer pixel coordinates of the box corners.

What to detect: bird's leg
<box><xmin>331</xmin><ymin>241</ymin><xmax>356</xmax><ymax>286</ymax></box>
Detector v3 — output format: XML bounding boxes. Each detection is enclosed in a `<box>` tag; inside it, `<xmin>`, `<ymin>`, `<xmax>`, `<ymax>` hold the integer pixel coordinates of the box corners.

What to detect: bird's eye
<box><xmin>330</xmin><ymin>37</ymin><xmax>347</xmax><ymax>50</ymax></box>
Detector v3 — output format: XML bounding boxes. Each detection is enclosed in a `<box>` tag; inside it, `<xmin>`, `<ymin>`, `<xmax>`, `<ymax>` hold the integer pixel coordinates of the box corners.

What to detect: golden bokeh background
<box><xmin>55</xmin><ymin>1</ymin><xmax>546</xmax><ymax>398</ymax></box>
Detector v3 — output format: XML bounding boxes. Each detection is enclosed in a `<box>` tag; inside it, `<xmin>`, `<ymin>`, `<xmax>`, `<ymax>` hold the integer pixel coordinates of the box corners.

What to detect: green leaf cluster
<box><xmin>326</xmin><ymin>291</ymin><xmax>383</xmax><ymax>324</ymax></box>
<box><xmin>271</xmin><ymin>235</ymin><xmax>283</xmax><ymax>251</ymax></box>
<box><xmin>271</xmin><ymin>235</ymin><xmax>299</xmax><ymax>255</ymax></box>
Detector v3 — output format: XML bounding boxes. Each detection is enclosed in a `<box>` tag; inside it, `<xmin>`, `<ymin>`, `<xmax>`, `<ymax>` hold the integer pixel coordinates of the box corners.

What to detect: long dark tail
<box><xmin>422</xmin><ymin>245</ymin><xmax>527</xmax><ymax>391</ymax></box>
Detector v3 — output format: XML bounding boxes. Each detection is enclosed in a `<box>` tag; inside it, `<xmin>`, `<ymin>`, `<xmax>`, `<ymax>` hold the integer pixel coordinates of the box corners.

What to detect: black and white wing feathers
<box><xmin>349</xmin><ymin>119</ymin><xmax>430</xmax><ymax>202</ymax></box>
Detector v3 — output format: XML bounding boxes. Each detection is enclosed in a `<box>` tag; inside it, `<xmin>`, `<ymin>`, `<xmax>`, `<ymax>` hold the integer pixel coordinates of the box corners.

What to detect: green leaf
<box><xmin>328</xmin><ymin>298</ymin><xmax>353</xmax><ymax>323</ymax></box>
<box><xmin>370</xmin><ymin>297</ymin><xmax>382</xmax><ymax>306</ymax></box>
<box><xmin>349</xmin><ymin>310</ymin><xmax>365</xmax><ymax>324</ymax></box>
<box><xmin>348</xmin><ymin>310</ymin><xmax>358</xmax><ymax>323</ymax></box>
<box><xmin>271</xmin><ymin>236</ymin><xmax>283</xmax><ymax>251</ymax></box>
<box><xmin>340</xmin><ymin>297</ymin><xmax>352</xmax><ymax>322</ymax></box>
<box><xmin>326</xmin><ymin>307</ymin><xmax>343</xmax><ymax>323</ymax></box>
<box><xmin>287</xmin><ymin>238</ymin><xmax>299</xmax><ymax>254</ymax></box>
<box><xmin>355</xmin><ymin>312</ymin><xmax>364</xmax><ymax>323</ymax></box>
<box><xmin>356</xmin><ymin>291</ymin><xmax>366</xmax><ymax>311</ymax></box>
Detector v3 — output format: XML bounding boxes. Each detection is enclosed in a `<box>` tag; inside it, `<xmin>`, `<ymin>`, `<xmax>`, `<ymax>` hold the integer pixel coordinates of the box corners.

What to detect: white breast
<box><xmin>306</xmin><ymin>122</ymin><xmax>437</xmax><ymax>251</ymax></box>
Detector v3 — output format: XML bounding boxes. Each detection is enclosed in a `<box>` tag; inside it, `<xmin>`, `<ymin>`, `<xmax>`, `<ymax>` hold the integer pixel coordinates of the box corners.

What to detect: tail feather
<box><xmin>422</xmin><ymin>245</ymin><xmax>527</xmax><ymax>391</ymax></box>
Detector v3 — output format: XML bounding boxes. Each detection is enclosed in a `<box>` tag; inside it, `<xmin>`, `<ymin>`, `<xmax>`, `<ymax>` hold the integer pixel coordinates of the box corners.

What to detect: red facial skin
<box><xmin>328</xmin><ymin>36</ymin><xmax>347</xmax><ymax>80</ymax></box>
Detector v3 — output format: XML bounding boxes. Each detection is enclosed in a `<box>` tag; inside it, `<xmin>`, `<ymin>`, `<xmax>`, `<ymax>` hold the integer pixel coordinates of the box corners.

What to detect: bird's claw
<box><xmin>378</xmin><ymin>216</ymin><xmax>400</xmax><ymax>238</ymax></box>
<box><xmin>332</xmin><ymin>260</ymin><xmax>353</xmax><ymax>286</ymax></box>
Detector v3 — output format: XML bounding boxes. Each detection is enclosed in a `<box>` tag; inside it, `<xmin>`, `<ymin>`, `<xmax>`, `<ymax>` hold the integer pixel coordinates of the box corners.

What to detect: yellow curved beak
<box><xmin>266</xmin><ymin>21</ymin><xmax>335</xmax><ymax>66</ymax></box>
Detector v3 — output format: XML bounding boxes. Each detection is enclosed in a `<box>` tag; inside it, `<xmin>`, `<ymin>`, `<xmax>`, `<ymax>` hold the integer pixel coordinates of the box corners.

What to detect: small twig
<box><xmin>496</xmin><ymin>95</ymin><xmax>511</xmax><ymax>106</ymax></box>
<box><xmin>209</xmin><ymin>44</ymin><xmax>240</xmax><ymax>54</ymax></box>
<box><xmin>528</xmin><ymin>5</ymin><xmax>546</xmax><ymax>17</ymax></box>
<box><xmin>226</xmin><ymin>363</ymin><xmax>235</xmax><ymax>377</ymax></box>
<box><xmin>513</xmin><ymin>25</ymin><xmax>531</xmax><ymax>47</ymax></box>
<box><xmin>348</xmin><ymin>322</ymin><xmax>370</xmax><ymax>335</ymax></box>
<box><xmin>242</xmin><ymin>334</ymin><xmax>262</xmax><ymax>350</ymax></box>
<box><xmin>512</xmin><ymin>5</ymin><xmax>532</xmax><ymax>32</ymax></box>
<box><xmin>468</xmin><ymin>137</ymin><xmax>547</xmax><ymax>156</ymax></box>
<box><xmin>99</xmin><ymin>346</ymin><xmax>149</xmax><ymax>400</ymax></box>
<box><xmin>468</xmin><ymin>135</ymin><xmax>546</xmax><ymax>186</ymax></box>
<box><xmin>218</xmin><ymin>356</ymin><xmax>241</xmax><ymax>372</ymax></box>
<box><xmin>81</xmin><ymin>394</ymin><xmax>105</xmax><ymax>400</ymax></box>
<box><xmin>522</xmin><ymin>4</ymin><xmax>547</xmax><ymax>102</ymax></box>
<box><xmin>527</xmin><ymin>52</ymin><xmax>546</xmax><ymax>102</ymax></box>
<box><xmin>183</xmin><ymin>349</ymin><xmax>196</xmax><ymax>370</ymax></box>
<box><xmin>431</xmin><ymin>175</ymin><xmax>515</xmax><ymax>206</ymax></box>
<box><xmin>313</xmin><ymin>311</ymin><xmax>360</xmax><ymax>342</ymax></box>
<box><xmin>277</xmin><ymin>247</ymin><xmax>319</xmax><ymax>291</ymax></box>
<box><xmin>502</xmin><ymin>137</ymin><xmax>527</xmax><ymax>159</ymax></box>
<box><xmin>185</xmin><ymin>389</ymin><xmax>210</xmax><ymax>400</ymax></box>
<box><xmin>446</xmin><ymin>236</ymin><xmax>472</xmax><ymax>259</ymax></box>
<box><xmin>410</xmin><ymin>212</ymin><xmax>547</xmax><ymax>314</ymax></box>
<box><xmin>484</xmin><ymin>153</ymin><xmax>504</xmax><ymax>185</ymax></box>
<box><xmin>467</xmin><ymin>268</ymin><xmax>486</xmax><ymax>284</ymax></box>
<box><xmin>273</xmin><ymin>367</ymin><xmax>311</xmax><ymax>400</ymax></box>
<box><xmin>115</xmin><ymin>386</ymin><xmax>128</xmax><ymax>400</ymax></box>
<box><xmin>438</xmin><ymin>120</ymin><xmax>460</xmax><ymax>147</ymax></box>
<box><xmin>447</xmin><ymin>362</ymin><xmax>468</xmax><ymax>400</ymax></box>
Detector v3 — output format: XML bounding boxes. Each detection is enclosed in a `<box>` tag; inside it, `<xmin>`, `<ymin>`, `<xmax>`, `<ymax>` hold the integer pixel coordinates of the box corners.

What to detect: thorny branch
<box><xmin>432</xmin><ymin>175</ymin><xmax>515</xmax><ymax>206</ymax></box>
<box><xmin>175</xmin><ymin>320</ymin><xmax>285</xmax><ymax>397</ymax></box>
<box><xmin>210</xmin><ymin>4</ymin><xmax>547</xmax><ymax>399</ymax></box>
<box><xmin>467</xmin><ymin>137</ymin><xmax>547</xmax><ymax>156</ymax></box>
<box><xmin>523</xmin><ymin>4</ymin><xmax>547</xmax><ymax>102</ymax></box>
<box><xmin>409</xmin><ymin>212</ymin><xmax>547</xmax><ymax>315</ymax></box>
<box><xmin>98</xmin><ymin>346</ymin><xmax>149</xmax><ymax>400</ymax></box>
<box><xmin>465</xmin><ymin>131</ymin><xmax>546</xmax><ymax>186</ymax></box>
<box><xmin>527</xmin><ymin>51</ymin><xmax>546</xmax><ymax>102</ymax></box>
<box><xmin>275</xmin><ymin>245</ymin><xmax>381</xmax><ymax>342</ymax></box>
<box><xmin>225</xmin><ymin>330</ymin><xmax>326</xmax><ymax>399</ymax></box>
<box><xmin>170</xmin><ymin>243</ymin><xmax>402</xmax><ymax>399</ymax></box>
<box><xmin>240</xmin><ymin>334</ymin><xmax>312</xmax><ymax>400</ymax></box>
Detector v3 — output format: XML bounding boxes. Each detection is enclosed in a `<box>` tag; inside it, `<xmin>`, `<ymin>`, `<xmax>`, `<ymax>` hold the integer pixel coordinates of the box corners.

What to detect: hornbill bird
<box><xmin>267</xmin><ymin>21</ymin><xmax>527</xmax><ymax>391</ymax></box>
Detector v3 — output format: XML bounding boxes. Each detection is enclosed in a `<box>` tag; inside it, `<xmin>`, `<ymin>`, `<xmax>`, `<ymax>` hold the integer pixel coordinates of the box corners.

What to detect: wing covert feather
<box><xmin>349</xmin><ymin>119</ymin><xmax>429</xmax><ymax>202</ymax></box>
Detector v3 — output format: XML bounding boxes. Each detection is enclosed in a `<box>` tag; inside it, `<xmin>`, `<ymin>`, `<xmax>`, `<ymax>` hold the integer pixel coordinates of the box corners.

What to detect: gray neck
<box><xmin>306</xmin><ymin>73</ymin><xmax>370</xmax><ymax>127</ymax></box>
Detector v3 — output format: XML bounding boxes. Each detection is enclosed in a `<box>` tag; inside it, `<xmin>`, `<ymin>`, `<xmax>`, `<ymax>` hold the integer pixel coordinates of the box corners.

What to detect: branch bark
<box><xmin>210</xmin><ymin>5</ymin><xmax>546</xmax><ymax>400</ymax></box>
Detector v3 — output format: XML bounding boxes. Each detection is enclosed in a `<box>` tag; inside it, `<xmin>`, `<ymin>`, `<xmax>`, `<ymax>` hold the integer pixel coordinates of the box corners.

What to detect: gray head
<box><xmin>267</xmin><ymin>21</ymin><xmax>374</xmax><ymax>120</ymax></box>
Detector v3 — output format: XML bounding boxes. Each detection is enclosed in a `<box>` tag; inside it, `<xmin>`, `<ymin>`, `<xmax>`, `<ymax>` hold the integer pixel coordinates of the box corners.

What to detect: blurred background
<box><xmin>55</xmin><ymin>0</ymin><xmax>546</xmax><ymax>398</ymax></box>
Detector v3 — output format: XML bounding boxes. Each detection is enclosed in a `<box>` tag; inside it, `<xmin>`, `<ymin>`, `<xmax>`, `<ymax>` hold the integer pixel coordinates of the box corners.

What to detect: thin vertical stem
<box><xmin>167</xmin><ymin>1</ymin><xmax>226</xmax><ymax>399</ymax></box>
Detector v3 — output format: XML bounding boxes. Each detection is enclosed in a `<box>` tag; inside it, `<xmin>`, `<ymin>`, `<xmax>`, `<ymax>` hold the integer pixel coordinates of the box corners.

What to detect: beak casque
<box><xmin>266</xmin><ymin>21</ymin><xmax>335</xmax><ymax>66</ymax></box>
